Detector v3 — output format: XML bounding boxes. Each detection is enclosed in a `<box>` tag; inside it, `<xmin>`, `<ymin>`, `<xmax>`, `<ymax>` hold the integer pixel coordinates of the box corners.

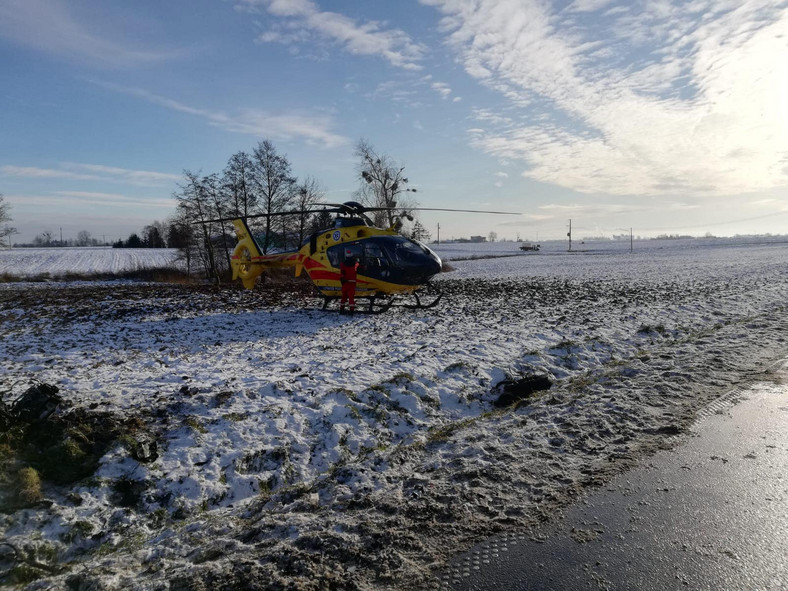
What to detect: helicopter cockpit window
<box><xmin>344</xmin><ymin>244</ymin><xmax>363</xmax><ymax>261</ymax></box>
<box><xmin>363</xmin><ymin>243</ymin><xmax>388</xmax><ymax>268</ymax></box>
<box><xmin>327</xmin><ymin>243</ymin><xmax>363</xmax><ymax>268</ymax></box>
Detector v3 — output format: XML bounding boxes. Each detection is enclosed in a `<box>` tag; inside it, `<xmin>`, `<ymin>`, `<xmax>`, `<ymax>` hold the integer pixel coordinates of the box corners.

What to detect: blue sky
<box><xmin>1</xmin><ymin>0</ymin><xmax>787</xmax><ymax>244</ymax></box>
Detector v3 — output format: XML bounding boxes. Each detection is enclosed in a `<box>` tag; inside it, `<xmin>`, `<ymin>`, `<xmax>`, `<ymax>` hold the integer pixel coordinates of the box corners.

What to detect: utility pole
<box><xmin>630</xmin><ymin>227</ymin><xmax>633</xmax><ymax>253</ymax></box>
<box><xmin>437</xmin><ymin>223</ymin><xmax>440</xmax><ymax>245</ymax></box>
<box><xmin>567</xmin><ymin>219</ymin><xmax>572</xmax><ymax>252</ymax></box>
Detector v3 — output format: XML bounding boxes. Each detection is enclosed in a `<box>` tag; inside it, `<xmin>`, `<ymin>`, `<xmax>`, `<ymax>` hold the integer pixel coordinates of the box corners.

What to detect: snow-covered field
<box><xmin>0</xmin><ymin>247</ymin><xmax>179</xmax><ymax>277</ymax></box>
<box><xmin>1</xmin><ymin>238</ymin><xmax>787</xmax><ymax>589</ymax></box>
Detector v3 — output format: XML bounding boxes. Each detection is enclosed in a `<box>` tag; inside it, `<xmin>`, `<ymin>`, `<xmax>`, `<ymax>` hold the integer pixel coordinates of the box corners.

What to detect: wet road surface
<box><xmin>445</xmin><ymin>367</ymin><xmax>788</xmax><ymax>590</ymax></box>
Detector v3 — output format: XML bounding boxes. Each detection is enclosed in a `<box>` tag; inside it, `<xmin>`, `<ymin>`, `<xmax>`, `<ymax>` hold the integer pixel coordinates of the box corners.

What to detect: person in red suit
<box><xmin>339</xmin><ymin>255</ymin><xmax>360</xmax><ymax>314</ymax></box>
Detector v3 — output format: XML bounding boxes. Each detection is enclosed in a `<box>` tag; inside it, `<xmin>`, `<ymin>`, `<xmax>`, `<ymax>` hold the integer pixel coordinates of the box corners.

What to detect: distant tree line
<box><xmin>14</xmin><ymin>227</ymin><xmax>173</xmax><ymax>249</ymax></box>
<box><xmin>16</xmin><ymin>230</ymin><xmax>106</xmax><ymax>248</ymax></box>
<box><xmin>112</xmin><ymin>221</ymin><xmax>172</xmax><ymax>249</ymax></box>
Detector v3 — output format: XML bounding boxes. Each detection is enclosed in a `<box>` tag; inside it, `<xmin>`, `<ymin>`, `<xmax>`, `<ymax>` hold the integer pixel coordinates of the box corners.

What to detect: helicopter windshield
<box><xmin>390</xmin><ymin>239</ymin><xmax>427</xmax><ymax>262</ymax></box>
<box><xmin>371</xmin><ymin>236</ymin><xmax>440</xmax><ymax>266</ymax></box>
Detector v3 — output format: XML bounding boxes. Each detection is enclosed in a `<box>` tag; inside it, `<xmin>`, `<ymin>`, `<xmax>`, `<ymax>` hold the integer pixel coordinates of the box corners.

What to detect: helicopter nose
<box><xmin>427</xmin><ymin>254</ymin><xmax>442</xmax><ymax>277</ymax></box>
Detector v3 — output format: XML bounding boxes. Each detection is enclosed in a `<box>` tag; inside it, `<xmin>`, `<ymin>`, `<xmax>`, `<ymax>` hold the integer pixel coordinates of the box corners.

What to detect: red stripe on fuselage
<box><xmin>308</xmin><ymin>270</ymin><xmax>340</xmax><ymax>281</ymax></box>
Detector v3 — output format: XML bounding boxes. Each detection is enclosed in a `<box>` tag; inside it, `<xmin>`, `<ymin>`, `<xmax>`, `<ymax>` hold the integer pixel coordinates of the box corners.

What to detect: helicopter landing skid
<box><xmin>399</xmin><ymin>292</ymin><xmax>442</xmax><ymax>309</ymax></box>
<box><xmin>320</xmin><ymin>295</ymin><xmax>395</xmax><ymax>315</ymax></box>
<box><xmin>320</xmin><ymin>287</ymin><xmax>442</xmax><ymax>314</ymax></box>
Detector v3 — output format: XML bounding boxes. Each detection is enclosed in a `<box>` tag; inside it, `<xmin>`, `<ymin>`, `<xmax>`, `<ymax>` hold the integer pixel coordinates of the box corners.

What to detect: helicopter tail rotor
<box><xmin>230</xmin><ymin>219</ymin><xmax>266</xmax><ymax>289</ymax></box>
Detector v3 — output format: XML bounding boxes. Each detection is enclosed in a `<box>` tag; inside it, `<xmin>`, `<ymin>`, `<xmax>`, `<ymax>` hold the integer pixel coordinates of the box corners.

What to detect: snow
<box><xmin>0</xmin><ymin>247</ymin><xmax>178</xmax><ymax>277</ymax></box>
<box><xmin>1</xmin><ymin>238</ymin><xmax>787</xmax><ymax>589</ymax></box>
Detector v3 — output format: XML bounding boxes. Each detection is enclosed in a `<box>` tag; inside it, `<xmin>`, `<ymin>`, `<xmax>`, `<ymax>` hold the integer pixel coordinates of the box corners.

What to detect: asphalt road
<box><xmin>445</xmin><ymin>364</ymin><xmax>788</xmax><ymax>591</ymax></box>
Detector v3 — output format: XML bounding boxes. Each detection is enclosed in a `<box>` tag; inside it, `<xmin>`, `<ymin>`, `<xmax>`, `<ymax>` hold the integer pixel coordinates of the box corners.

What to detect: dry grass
<box><xmin>0</xmin><ymin>267</ymin><xmax>196</xmax><ymax>284</ymax></box>
<box><xmin>16</xmin><ymin>467</ymin><xmax>43</xmax><ymax>505</ymax></box>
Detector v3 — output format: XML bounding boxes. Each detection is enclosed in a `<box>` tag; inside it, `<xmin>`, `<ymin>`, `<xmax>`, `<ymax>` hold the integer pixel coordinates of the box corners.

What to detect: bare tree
<box><xmin>0</xmin><ymin>194</ymin><xmax>10</xmax><ymax>226</ymax></box>
<box><xmin>223</xmin><ymin>151</ymin><xmax>257</xmax><ymax>218</ymax></box>
<box><xmin>34</xmin><ymin>231</ymin><xmax>54</xmax><ymax>246</ymax></box>
<box><xmin>0</xmin><ymin>226</ymin><xmax>17</xmax><ymax>247</ymax></box>
<box><xmin>354</xmin><ymin>139</ymin><xmax>417</xmax><ymax>229</ymax></box>
<box><xmin>293</xmin><ymin>176</ymin><xmax>325</xmax><ymax>246</ymax></box>
<box><xmin>202</xmin><ymin>173</ymin><xmax>233</xmax><ymax>271</ymax></box>
<box><xmin>174</xmin><ymin>171</ymin><xmax>223</xmax><ymax>283</ymax></box>
<box><xmin>167</xmin><ymin>209</ymin><xmax>195</xmax><ymax>276</ymax></box>
<box><xmin>76</xmin><ymin>230</ymin><xmax>92</xmax><ymax>247</ymax></box>
<box><xmin>0</xmin><ymin>194</ymin><xmax>16</xmax><ymax>247</ymax></box>
<box><xmin>251</xmin><ymin>140</ymin><xmax>296</xmax><ymax>253</ymax></box>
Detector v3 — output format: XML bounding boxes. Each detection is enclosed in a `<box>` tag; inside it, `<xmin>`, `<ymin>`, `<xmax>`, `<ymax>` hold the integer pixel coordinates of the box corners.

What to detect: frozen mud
<box><xmin>0</xmin><ymin>239</ymin><xmax>786</xmax><ymax>589</ymax></box>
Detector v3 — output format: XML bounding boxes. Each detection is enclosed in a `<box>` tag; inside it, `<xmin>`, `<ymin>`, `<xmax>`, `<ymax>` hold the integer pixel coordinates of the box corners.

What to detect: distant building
<box><xmin>470</xmin><ymin>235</ymin><xmax>487</xmax><ymax>243</ymax></box>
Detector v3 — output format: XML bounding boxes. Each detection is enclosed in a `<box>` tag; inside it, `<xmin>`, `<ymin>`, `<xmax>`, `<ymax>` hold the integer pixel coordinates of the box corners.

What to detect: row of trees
<box><xmin>16</xmin><ymin>226</ymin><xmax>170</xmax><ymax>248</ymax></box>
<box><xmin>172</xmin><ymin>138</ymin><xmax>419</xmax><ymax>283</ymax></box>
<box><xmin>171</xmin><ymin>140</ymin><xmax>328</xmax><ymax>282</ymax></box>
<box><xmin>0</xmin><ymin>193</ymin><xmax>171</xmax><ymax>249</ymax></box>
<box><xmin>113</xmin><ymin>221</ymin><xmax>173</xmax><ymax>249</ymax></box>
<box><xmin>27</xmin><ymin>230</ymin><xmax>104</xmax><ymax>247</ymax></box>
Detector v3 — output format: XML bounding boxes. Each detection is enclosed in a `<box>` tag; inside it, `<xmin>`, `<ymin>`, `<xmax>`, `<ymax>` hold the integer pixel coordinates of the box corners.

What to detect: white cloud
<box><xmin>568</xmin><ymin>0</ymin><xmax>617</xmax><ymax>12</ymax></box>
<box><xmin>97</xmin><ymin>83</ymin><xmax>349</xmax><ymax>148</ymax></box>
<box><xmin>50</xmin><ymin>192</ymin><xmax>172</xmax><ymax>208</ymax></box>
<box><xmin>471</xmin><ymin>108</ymin><xmax>514</xmax><ymax>128</ymax></box>
<box><xmin>2</xmin><ymin>164</ymin><xmax>179</xmax><ymax>186</ymax></box>
<box><xmin>54</xmin><ymin>191</ymin><xmax>136</xmax><ymax>201</ymax></box>
<box><xmin>0</xmin><ymin>0</ymin><xmax>183</xmax><ymax>68</ymax></box>
<box><xmin>369</xmin><ymin>80</ymin><xmax>428</xmax><ymax>108</ymax></box>
<box><xmin>0</xmin><ymin>166</ymin><xmax>98</xmax><ymax>181</ymax></box>
<box><xmin>60</xmin><ymin>165</ymin><xmax>181</xmax><ymax>185</ymax></box>
<box><xmin>238</xmin><ymin>0</ymin><xmax>425</xmax><ymax>70</ymax></box>
<box><xmin>426</xmin><ymin>0</ymin><xmax>788</xmax><ymax>197</ymax></box>
<box><xmin>431</xmin><ymin>81</ymin><xmax>453</xmax><ymax>98</ymax></box>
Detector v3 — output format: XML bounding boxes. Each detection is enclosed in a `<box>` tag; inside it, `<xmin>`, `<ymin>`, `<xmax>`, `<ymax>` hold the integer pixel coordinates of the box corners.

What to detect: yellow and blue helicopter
<box><xmin>221</xmin><ymin>201</ymin><xmax>512</xmax><ymax>313</ymax></box>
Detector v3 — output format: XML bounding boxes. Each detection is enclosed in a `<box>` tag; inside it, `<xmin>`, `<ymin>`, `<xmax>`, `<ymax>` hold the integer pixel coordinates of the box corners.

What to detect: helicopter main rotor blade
<box><xmin>322</xmin><ymin>203</ymin><xmax>519</xmax><ymax>215</ymax></box>
<box><xmin>194</xmin><ymin>204</ymin><xmax>521</xmax><ymax>225</ymax></box>
<box><xmin>195</xmin><ymin>207</ymin><xmax>340</xmax><ymax>225</ymax></box>
<box><xmin>391</xmin><ymin>207</ymin><xmax>521</xmax><ymax>215</ymax></box>
<box><xmin>332</xmin><ymin>206</ymin><xmax>521</xmax><ymax>215</ymax></box>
